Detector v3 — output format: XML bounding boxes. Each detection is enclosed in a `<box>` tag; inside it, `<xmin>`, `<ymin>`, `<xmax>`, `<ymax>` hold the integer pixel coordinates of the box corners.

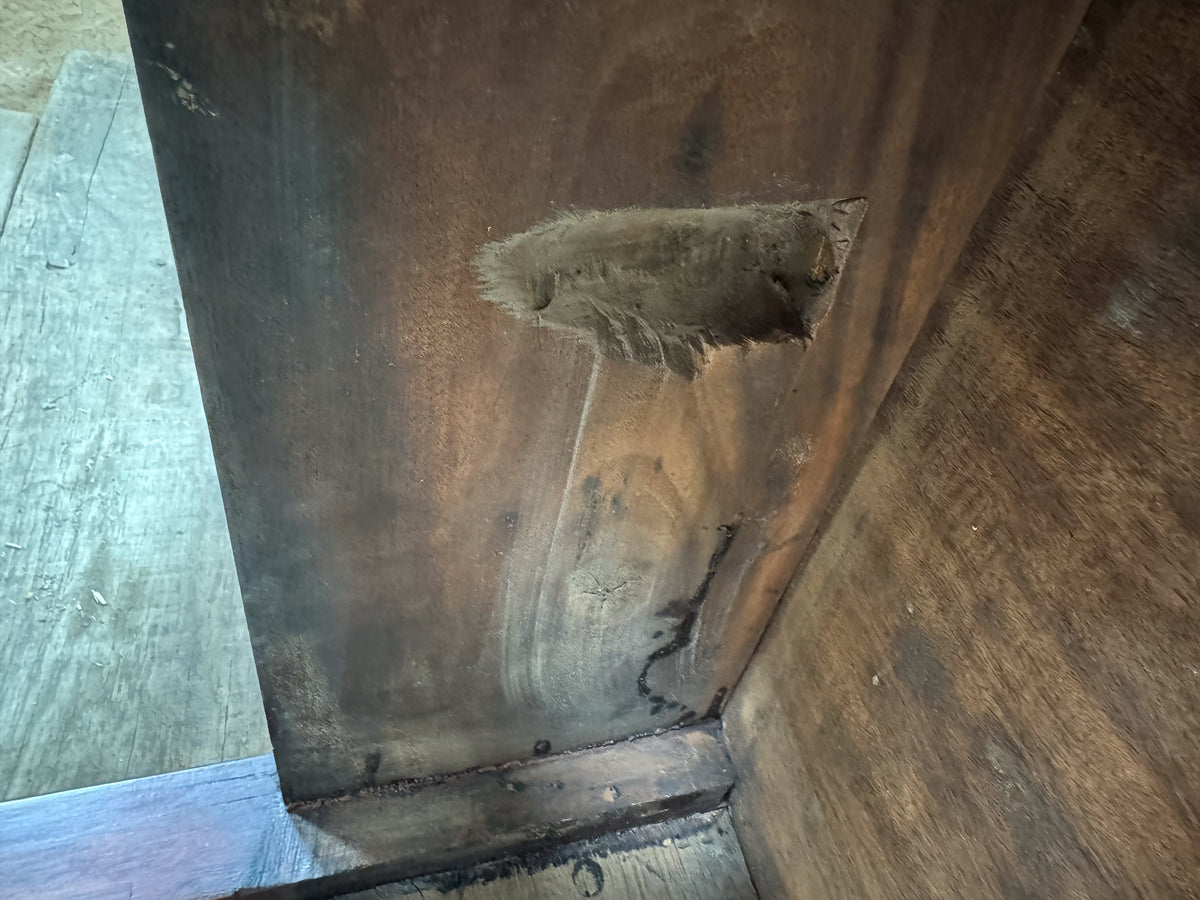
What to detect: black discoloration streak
<box><xmin>405</xmin><ymin>809</ymin><xmax>727</xmax><ymax>894</ymax></box>
<box><xmin>638</xmin><ymin>521</ymin><xmax>740</xmax><ymax>714</ymax></box>
<box><xmin>572</xmin><ymin>857</ymin><xmax>605</xmax><ymax>896</ymax></box>
<box><xmin>533</xmin><ymin>739</ymin><xmax>552</xmax><ymax>756</ymax></box>
<box><xmin>997</xmin><ymin>871</ymin><xmax>1040</xmax><ymax>900</ymax></box>
<box><xmin>675</xmin><ymin>89</ymin><xmax>724</xmax><ymax>181</ymax></box>
<box><xmin>893</xmin><ymin>625</ymin><xmax>953</xmax><ymax>706</ymax></box>
<box><xmin>362</xmin><ymin>750</ymin><xmax>381</xmax><ymax>786</ymax></box>
<box><xmin>704</xmin><ymin>686</ymin><xmax>728</xmax><ymax>719</ymax></box>
<box><xmin>576</xmin><ymin>476</ymin><xmax>603</xmax><ymax>563</ymax></box>
<box><xmin>1166</xmin><ymin>476</ymin><xmax>1200</xmax><ymax>535</ymax></box>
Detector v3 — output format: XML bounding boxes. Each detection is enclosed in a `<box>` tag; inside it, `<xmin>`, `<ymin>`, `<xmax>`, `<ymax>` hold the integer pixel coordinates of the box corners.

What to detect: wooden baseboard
<box><xmin>0</xmin><ymin>722</ymin><xmax>732</xmax><ymax>900</ymax></box>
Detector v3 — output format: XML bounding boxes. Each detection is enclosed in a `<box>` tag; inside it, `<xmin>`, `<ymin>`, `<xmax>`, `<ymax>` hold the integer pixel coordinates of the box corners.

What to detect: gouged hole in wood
<box><xmin>475</xmin><ymin>199</ymin><xmax>865</xmax><ymax>378</ymax></box>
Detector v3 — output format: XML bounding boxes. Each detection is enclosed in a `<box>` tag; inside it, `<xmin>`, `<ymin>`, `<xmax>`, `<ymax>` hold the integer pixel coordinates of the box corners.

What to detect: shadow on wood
<box><xmin>725</xmin><ymin>0</ymin><xmax>1200</xmax><ymax>895</ymax></box>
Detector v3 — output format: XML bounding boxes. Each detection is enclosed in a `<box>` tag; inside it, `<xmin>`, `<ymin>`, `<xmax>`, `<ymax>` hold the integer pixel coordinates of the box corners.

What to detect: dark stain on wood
<box><xmin>891</xmin><ymin>625</ymin><xmax>953</xmax><ymax>708</ymax></box>
<box><xmin>334</xmin><ymin>808</ymin><xmax>755</xmax><ymax>899</ymax></box>
<box><xmin>726</xmin><ymin>1</ymin><xmax>1200</xmax><ymax>896</ymax></box>
<box><xmin>638</xmin><ymin>521</ymin><xmax>740</xmax><ymax>718</ymax></box>
<box><xmin>571</xmin><ymin>858</ymin><xmax>605</xmax><ymax>897</ymax></box>
<box><xmin>676</xmin><ymin>88</ymin><xmax>723</xmax><ymax>181</ymax></box>
<box><xmin>362</xmin><ymin>750</ymin><xmax>382</xmax><ymax>787</ymax></box>
<box><xmin>979</xmin><ymin>727</ymin><xmax>1098</xmax><ymax>890</ymax></box>
<box><xmin>704</xmin><ymin>686</ymin><xmax>729</xmax><ymax>720</ymax></box>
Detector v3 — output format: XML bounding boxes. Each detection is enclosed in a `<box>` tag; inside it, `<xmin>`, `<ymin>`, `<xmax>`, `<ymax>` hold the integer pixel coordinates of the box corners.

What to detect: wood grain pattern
<box><xmin>123</xmin><ymin>0</ymin><xmax>1089</xmax><ymax>799</ymax></box>
<box><xmin>335</xmin><ymin>809</ymin><xmax>756</xmax><ymax>900</ymax></box>
<box><xmin>0</xmin><ymin>724</ymin><xmax>734</xmax><ymax>900</ymax></box>
<box><xmin>0</xmin><ymin>51</ymin><xmax>268</xmax><ymax>801</ymax></box>
<box><xmin>725</xmin><ymin>1</ymin><xmax>1200</xmax><ymax>896</ymax></box>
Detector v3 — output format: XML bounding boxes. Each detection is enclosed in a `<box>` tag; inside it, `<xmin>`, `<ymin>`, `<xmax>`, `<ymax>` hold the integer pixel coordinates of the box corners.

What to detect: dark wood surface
<box><xmin>0</xmin><ymin>723</ymin><xmax>734</xmax><ymax>900</ymax></box>
<box><xmin>123</xmin><ymin>0</ymin><xmax>1088</xmax><ymax>799</ymax></box>
<box><xmin>0</xmin><ymin>51</ymin><xmax>268</xmax><ymax>802</ymax></box>
<box><xmin>333</xmin><ymin>808</ymin><xmax>757</xmax><ymax>900</ymax></box>
<box><xmin>725</xmin><ymin>1</ymin><xmax>1200</xmax><ymax>896</ymax></box>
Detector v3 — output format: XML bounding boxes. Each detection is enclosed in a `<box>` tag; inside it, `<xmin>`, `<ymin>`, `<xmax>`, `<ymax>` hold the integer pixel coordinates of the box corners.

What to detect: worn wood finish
<box><xmin>725</xmin><ymin>2</ymin><xmax>1200</xmax><ymax>896</ymax></box>
<box><xmin>0</xmin><ymin>51</ymin><xmax>268</xmax><ymax>801</ymax></box>
<box><xmin>286</xmin><ymin>721</ymin><xmax>734</xmax><ymax>896</ymax></box>
<box><xmin>335</xmin><ymin>809</ymin><xmax>757</xmax><ymax>900</ymax></box>
<box><xmin>0</xmin><ymin>723</ymin><xmax>733</xmax><ymax>900</ymax></box>
<box><xmin>123</xmin><ymin>0</ymin><xmax>1089</xmax><ymax>799</ymax></box>
<box><xmin>0</xmin><ymin>108</ymin><xmax>36</xmax><ymax>229</ymax></box>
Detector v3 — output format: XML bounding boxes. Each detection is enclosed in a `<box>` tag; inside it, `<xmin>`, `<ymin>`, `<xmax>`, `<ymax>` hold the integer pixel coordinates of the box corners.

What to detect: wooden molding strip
<box><xmin>0</xmin><ymin>722</ymin><xmax>732</xmax><ymax>900</ymax></box>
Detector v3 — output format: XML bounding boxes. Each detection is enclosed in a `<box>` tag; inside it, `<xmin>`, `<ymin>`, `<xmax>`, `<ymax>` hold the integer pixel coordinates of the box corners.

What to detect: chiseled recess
<box><xmin>475</xmin><ymin>200</ymin><xmax>866</xmax><ymax>378</ymax></box>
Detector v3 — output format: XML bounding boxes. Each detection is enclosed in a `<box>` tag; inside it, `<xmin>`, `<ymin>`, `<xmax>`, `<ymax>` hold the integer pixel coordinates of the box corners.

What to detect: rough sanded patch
<box><xmin>475</xmin><ymin>199</ymin><xmax>865</xmax><ymax>377</ymax></box>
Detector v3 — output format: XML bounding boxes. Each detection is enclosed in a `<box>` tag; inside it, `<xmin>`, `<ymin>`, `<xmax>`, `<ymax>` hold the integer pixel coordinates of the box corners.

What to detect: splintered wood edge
<box><xmin>474</xmin><ymin>199</ymin><xmax>867</xmax><ymax>378</ymax></box>
<box><xmin>0</xmin><ymin>723</ymin><xmax>734</xmax><ymax>900</ymax></box>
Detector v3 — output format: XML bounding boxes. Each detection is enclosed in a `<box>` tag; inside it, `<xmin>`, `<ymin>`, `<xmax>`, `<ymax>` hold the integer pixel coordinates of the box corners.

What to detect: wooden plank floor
<box><xmin>341</xmin><ymin>809</ymin><xmax>757</xmax><ymax>900</ymax></box>
<box><xmin>0</xmin><ymin>50</ymin><xmax>269</xmax><ymax>801</ymax></box>
<box><xmin>1</xmin><ymin>726</ymin><xmax>753</xmax><ymax>899</ymax></box>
